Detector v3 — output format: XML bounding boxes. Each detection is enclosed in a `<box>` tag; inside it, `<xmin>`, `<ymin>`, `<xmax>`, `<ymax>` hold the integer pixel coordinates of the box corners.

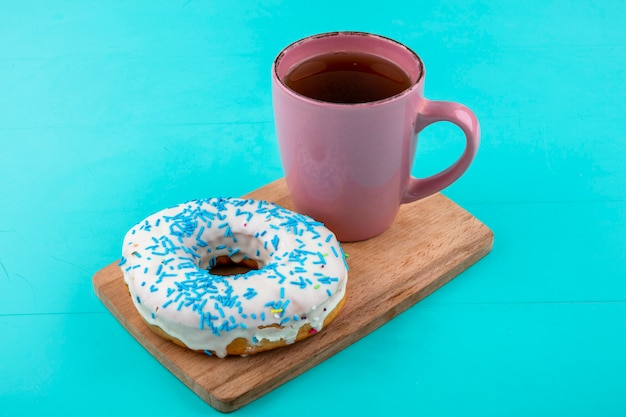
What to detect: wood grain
<box><xmin>93</xmin><ymin>178</ymin><xmax>493</xmax><ymax>412</ymax></box>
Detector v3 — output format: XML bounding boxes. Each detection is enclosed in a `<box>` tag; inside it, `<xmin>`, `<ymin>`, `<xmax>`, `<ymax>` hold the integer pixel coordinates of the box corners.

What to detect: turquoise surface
<box><xmin>1</xmin><ymin>1</ymin><xmax>625</xmax><ymax>415</ymax></box>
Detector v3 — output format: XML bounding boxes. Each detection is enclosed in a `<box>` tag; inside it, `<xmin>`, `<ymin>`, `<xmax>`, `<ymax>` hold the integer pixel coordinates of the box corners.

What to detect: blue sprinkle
<box><xmin>162</xmin><ymin>300</ymin><xmax>173</xmax><ymax>308</ymax></box>
<box><xmin>290</xmin><ymin>277</ymin><xmax>307</xmax><ymax>289</ymax></box>
<box><xmin>275</xmin><ymin>270</ymin><xmax>286</xmax><ymax>284</ymax></box>
<box><xmin>243</xmin><ymin>288</ymin><xmax>258</xmax><ymax>300</ymax></box>
<box><xmin>326</xmin><ymin>289</ymin><xmax>332</xmax><ymax>297</ymax></box>
<box><xmin>158</xmin><ymin>272</ymin><xmax>177</xmax><ymax>281</ymax></box>
<box><xmin>280</xmin><ymin>287</ymin><xmax>285</xmax><ymax>299</ymax></box>
<box><xmin>314</xmin><ymin>252</ymin><xmax>327</xmax><ymax>265</ymax></box>
<box><xmin>177</xmin><ymin>260</ymin><xmax>196</xmax><ymax>270</ymax></box>
<box><xmin>318</xmin><ymin>276</ymin><xmax>331</xmax><ymax>284</ymax></box>
<box><xmin>342</xmin><ymin>249</ymin><xmax>350</xmax><ymax>270</ymax></box>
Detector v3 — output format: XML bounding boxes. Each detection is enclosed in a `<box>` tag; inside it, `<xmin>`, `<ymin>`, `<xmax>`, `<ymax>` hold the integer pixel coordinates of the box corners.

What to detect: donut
<box><xmin>118</xmin><ymin>197</ymin><xmax>349</xmax><ymax>358</ymax></box>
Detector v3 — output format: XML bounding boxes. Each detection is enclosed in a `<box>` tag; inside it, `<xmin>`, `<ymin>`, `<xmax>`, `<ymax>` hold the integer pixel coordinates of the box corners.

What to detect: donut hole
<box><xmin>209</xmin><ymin>255</ymin><xmax>260</xmax><ymax>277</ymax></box>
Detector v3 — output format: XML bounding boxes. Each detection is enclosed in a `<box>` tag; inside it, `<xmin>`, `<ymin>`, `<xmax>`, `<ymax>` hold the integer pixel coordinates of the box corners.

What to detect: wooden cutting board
<box><xmin>93</xmin><ymin>178</ymin><xmax>493</xmax><ymax>412</ymax></box>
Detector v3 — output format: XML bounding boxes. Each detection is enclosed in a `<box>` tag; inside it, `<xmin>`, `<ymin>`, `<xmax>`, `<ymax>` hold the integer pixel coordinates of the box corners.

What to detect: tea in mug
<box><xmin>284</xmin><ymin>51</ymin><xmax>412</xmax><ymax>104</ymax></box>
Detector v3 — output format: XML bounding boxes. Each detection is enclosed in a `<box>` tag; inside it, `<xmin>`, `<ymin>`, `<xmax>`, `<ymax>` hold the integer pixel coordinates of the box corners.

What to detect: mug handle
<box><xmin>402</xmin><ymin>99</ymin><xmax>480</xmax><ymax>203</ymax></box>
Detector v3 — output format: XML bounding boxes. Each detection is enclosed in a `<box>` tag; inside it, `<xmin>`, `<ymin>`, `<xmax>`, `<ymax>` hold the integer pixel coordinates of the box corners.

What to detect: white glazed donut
<box><xmin>119</xmin><ymin>197</ymin><xmax>349</xmax><ymax>358</ymax></box>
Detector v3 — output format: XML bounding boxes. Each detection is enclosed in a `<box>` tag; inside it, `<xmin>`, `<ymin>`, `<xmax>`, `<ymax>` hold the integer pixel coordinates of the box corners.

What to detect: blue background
<box><xmin>1</xmin><ymin>1</ymin><xmax>625</xmax><ymax>415</ymax></box>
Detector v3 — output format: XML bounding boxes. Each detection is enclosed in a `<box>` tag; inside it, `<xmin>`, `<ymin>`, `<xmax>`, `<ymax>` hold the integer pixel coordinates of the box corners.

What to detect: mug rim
<box><xmin>273</xmin><ymin>31</ymin><xmax>425</xmax><ymax>107</ymax></box>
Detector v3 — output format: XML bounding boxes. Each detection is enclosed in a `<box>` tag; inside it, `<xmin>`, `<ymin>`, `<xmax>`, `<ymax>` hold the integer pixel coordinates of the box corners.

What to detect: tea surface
<box><xmin>284</xmin><ymin>51</ymin><xmax>412</xmax><ymax>103</ymax></box>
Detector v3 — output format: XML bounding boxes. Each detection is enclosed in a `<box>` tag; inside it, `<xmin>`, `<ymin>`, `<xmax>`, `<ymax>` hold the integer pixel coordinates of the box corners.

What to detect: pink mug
<box><xmin>272</xmin><ymin>32</ymin><xmax>480</xmax><ymax>242</ymax></box>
